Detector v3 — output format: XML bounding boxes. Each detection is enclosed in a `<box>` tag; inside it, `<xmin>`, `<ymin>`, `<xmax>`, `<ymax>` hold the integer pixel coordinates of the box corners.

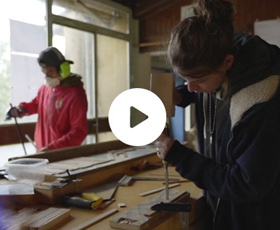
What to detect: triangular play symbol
<box><xmin>130</xmin><ymin>106</ymin><xmax>148</xmax><ymax>128</ymax></box>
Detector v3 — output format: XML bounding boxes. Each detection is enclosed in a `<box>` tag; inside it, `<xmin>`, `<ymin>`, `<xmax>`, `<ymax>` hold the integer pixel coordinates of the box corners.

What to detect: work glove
<box><xmin>5</xmin><ymin>106</ymin><xmax>26</xmax><ymax>120</ymax></box>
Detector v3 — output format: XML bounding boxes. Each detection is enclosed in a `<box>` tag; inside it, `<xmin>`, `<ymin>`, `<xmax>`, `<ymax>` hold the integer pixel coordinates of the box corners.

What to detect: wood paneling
<box><xmin>0</xmin><ymin>122</ymin><xmax>35</xmax><ymax>146</ymax></box>
<box><xmin>234</xmin><ymin>0</ymin><xmax>280</xmax><ymax>34</ymax></box>
<box><xmin>134</xmin><ymin>0</ymin><xmax>280</xmax><ymax>52</ymax></box>
<box><xmin>138</xmin><ymin>0</ymin><xmax>191</xmax><ymax>52</ymax></box>
<box><xmin>132</xmin><ymin>0</ymin><xmax>181</xmax><ymax>19</ymax></box>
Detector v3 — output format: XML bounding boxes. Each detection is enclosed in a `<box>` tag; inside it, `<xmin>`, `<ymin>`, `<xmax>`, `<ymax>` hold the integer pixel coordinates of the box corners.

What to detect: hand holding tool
<box><xmin>8</xmin><ymin>103</ymin><xmax>27</xmax><ymax>155</ymax></box>
<box><xmin>151</xmin><ymin>73</ymin><xmax>175</xmax><ymax>202</ymax></box>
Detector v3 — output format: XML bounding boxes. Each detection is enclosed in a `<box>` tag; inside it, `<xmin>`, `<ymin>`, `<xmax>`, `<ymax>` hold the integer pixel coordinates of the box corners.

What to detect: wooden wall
<box><xmin>0</xmin><ymin>118</ymin><xmax>110</xmax><ymax>146</ymax></box>
<box><xmin>138</xmin><ymin>0</ymin><xmax>280</xmax><ymax>52</ymax></box>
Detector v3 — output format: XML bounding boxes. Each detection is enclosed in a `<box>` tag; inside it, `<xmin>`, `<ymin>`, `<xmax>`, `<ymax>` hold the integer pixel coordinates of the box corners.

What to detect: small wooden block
<box><xmin>118</xmin><ymin>203</ymin><xmax>127</xmax><ymax>208</ymax></box>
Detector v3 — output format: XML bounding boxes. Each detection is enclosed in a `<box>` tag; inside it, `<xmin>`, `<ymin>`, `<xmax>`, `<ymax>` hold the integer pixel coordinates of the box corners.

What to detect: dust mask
<box><xmin>45</xmin><ymin>77</ymin><xmax>60</xmax><ymax>87</ymax></box>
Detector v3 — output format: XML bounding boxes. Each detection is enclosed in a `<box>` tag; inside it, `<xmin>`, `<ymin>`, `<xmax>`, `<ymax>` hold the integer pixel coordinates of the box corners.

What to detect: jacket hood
<box><xmin>60</xmin><ymin>73</ymin><xmax>83</xmax><ymax>87</ymax></box>
<box><xmin>227</xmin><ymin>34</ymin><xmax>280</xmax><ymax>97</ymax></box>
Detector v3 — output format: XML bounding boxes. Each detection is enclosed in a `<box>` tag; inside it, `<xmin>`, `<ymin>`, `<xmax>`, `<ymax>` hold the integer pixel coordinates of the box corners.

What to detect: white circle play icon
<box><xmin>108</xmin><ymin>88</ymin><xmax>166</xmax><ymax>146</ymax></box>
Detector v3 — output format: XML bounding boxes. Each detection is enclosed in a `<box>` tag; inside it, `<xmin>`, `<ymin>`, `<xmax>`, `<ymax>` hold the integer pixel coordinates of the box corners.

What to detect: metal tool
<box><xmin>9</xmin><ymin>103</ymin><xmax>27</xmax><ymax>155</ymax></box>
<box><xmin>25</xmin><ymin>134</ymin><xmax>38</xmax><ymax>152</ymax></box>
<box><xmin>132</xmin><ymin>176</ymin><xmax>179</xmax><ymax>181</ymax></box>
<box><xmin>163</xmin><ymin>160</ymin><xmax>169</xmax><ymax>200</ymax></box>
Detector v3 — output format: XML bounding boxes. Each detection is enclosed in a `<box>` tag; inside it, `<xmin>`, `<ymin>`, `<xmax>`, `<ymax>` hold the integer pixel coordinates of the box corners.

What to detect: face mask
<box><xmin>45</xmin><ymin>77</ymin><xmax>60</xmax><ymax>87</ymax></box>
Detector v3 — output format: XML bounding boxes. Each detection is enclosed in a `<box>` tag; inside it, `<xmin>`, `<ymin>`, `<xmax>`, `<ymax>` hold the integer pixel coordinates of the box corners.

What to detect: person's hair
<box><xmin>167</xmin><ymin>0</ymin><xmax>234</xmax><ymax>75</ymax></box>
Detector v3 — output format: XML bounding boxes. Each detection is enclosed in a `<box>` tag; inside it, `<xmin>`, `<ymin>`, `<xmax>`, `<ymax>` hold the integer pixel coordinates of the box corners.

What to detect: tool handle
<box><xmin>61</xmin><ymin>196</ymin><xmax>94</xmax><ymax>210</ymax></box>
<box><xmin>151</xmin><ymin>202</ymin><xmax>192</xmax><ymax>212</ymax></box>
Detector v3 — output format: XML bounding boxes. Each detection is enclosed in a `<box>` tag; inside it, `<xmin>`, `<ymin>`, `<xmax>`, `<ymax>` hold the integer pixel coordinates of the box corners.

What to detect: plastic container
<box><xmin>5</xmin><ymin>158</ymin><xmax>49</xmax><ymax>185</ymax></box>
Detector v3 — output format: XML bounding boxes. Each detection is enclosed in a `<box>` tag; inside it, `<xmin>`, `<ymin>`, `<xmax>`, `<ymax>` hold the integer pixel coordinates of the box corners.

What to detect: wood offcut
<box><xmin>110</xmin><ymin>189</ymin><xmax>189</xmax><ymax>230</ymax></box>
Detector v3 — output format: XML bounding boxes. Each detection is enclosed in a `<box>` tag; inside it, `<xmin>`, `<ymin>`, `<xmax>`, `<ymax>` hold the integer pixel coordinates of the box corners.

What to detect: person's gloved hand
<box><xmin>5</xmin><ymin>106</ymin><xmax>26</xmax><ymax>120</ymax></box>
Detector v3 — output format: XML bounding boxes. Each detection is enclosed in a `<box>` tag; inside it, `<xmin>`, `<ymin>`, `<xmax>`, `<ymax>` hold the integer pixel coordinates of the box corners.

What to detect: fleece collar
<box><xmin>60</xmin><ymin>73</ymin><xmax>83</xmax><ymax>87</ymax></box>
<box><xmin>230</xmin><ymin>75</ymin><xmax>280</xmax><ymax>128</ymax></box>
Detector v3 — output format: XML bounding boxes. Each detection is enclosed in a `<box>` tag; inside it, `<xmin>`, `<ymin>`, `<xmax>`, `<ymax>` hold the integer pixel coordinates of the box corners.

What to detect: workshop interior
<box><xmin>0</xmin><ymin>0</ymin><xmax>279</xmax><ymax>229</ymax></box>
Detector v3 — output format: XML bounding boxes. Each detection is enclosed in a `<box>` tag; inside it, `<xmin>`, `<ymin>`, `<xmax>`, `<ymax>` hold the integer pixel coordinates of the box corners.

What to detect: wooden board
<box><xmin>109</xmin><ymin>189</ymin><xmax>189</xmax><ymax>230</ymax></box>
<box><xmin>150</xmin><ymin>73</ymin><xmax>175</xmax><ymax>117</ymax></box>
<box><xmin>4</xmin><ymin>207</ymin><xmax>71</xmax><ymax>230</ymax></box>
<box><xmin>44</xmin><ymin>154</ymin><xmax>114</xmax><ymax>175</ymax></box>
<box><xmin>71</xmin><ymin>208</ymin><xmax>118</xmax><ymax>230</ymax></box>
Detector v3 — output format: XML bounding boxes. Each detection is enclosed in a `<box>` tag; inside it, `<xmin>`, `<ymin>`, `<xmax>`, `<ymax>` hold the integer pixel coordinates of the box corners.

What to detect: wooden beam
<box><xmin>138</xmin><ymin>41</ymin><xmax>166</xmax><ymax>47</ymax></box>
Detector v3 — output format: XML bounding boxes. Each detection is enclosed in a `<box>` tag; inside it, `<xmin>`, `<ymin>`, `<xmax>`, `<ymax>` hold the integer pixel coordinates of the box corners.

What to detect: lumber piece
<box><xmin>30</xmin><ymin>208</ymin><xmax>71</xmax><ymax>230</ymax></box>
<box><xmin>71</xmin><ymin>208</ymin><xmax>118</xmax><ymax>230</ymax></box>
<box><xmin>20</xmin><ymin>207</ymin><xmax>71</xmax><ymax>230</ymax></box>
<box><xmin>138</xmin><ymin>183</ymin><xmax>180</xmax><ymax>196</ymax></box>
<box><xmin>110</xmin><ymin>189</ymin><xmax>189</xmax><ymax>230</ymax></box>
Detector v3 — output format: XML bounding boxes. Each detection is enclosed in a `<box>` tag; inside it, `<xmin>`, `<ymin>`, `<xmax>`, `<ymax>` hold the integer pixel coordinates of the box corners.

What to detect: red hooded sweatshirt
<box><xmin>20</xmin><ymin>74</ymin><xmax>88</xmax><ymax>150</ymax></box>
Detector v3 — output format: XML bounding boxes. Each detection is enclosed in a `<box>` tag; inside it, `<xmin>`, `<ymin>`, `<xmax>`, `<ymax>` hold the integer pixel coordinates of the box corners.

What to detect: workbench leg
<box><xmin>180</xmin><ymin>212</ymin><xmax>189</xmax><ymax>230</ymax></box>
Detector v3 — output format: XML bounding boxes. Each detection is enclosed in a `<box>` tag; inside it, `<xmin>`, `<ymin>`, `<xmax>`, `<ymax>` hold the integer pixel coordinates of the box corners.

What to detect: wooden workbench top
<box><xmin>53</xmin><ymin>166</ymin><xmax>204</xmax><ymax>230</ymax></box>
<box><xmin>0</xmin><ymin>141</ymin><xmax>205</xmax><ymax>230</ymax></box>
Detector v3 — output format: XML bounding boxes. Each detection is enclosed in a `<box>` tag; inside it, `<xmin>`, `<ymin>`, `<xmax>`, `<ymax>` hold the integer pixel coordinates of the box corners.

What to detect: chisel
<box><xmin>163</xmin><ymin>160</ymin><xmax>169</xmax><ymax>200</ymax></box>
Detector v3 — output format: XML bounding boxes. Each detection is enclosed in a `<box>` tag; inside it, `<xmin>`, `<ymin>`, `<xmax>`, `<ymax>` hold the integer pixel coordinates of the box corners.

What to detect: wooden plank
<box><xmin>138</xmin><ymin>183</ymin><xmax>180</xmax><ymax>197</ymax></box>
<box><xmin>33</xmin><ymin>209</ymin><xmax>70</xmax><ymax>230</ymax></box>
<box><xmin>71</xmin><ymin>208</ymin><xmax>118</xmax><ymax>230</ymax></box>
<box><xmin>22</xmin><ymin>208</ymin><xmax>71</xmax><ymax>230</ymax></box>
<box><xmin>110</xmin><ymin>189</ymin><xmax>189</xmax><ymax>230</ymax></box>
<box><xmin>22</xmin><ymin>208</ymin><xmax>55</xmax><ymax>229</ymax></box>
<box><xmin>150</xmin><ymin>73</ymin><xmax>175</xmax><ymax>117</ymax></box>
<box><xmin>43</xmin><ymin>154</ymin><xmax>114</xmax><ymax>175</ymax></box>
<box><xmin>9</xmin><ymin>140</ymin><xmax>128</xmax><ymax>163</ymax></box>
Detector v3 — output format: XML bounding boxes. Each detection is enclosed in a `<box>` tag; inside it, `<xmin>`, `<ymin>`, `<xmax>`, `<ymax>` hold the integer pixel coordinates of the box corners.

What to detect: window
<box><xmin>0</xmin><ymin>0</ymin><xmax>46</xmax><ymax>123</ymax></box>
<box><xmin>50</xmin><ymin>0</ymin><xmax>131</xmax><ymax>143</ymax></box>
<box><xmin>52</xmin><ymin>24</ymin><xmax>96</xmax><ymax>119</ymax></box>
<box><xmin>52</xmin><ymin>0</ymin><xmax>129</xmax><ymax>34</ymax></box>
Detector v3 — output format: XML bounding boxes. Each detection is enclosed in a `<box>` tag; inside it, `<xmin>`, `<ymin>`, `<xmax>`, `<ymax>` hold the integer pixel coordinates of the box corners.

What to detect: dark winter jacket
<box><xmin>167</xmin><ymin>34</ymin><xmax>280</xmax><ymax>230</ymax></box>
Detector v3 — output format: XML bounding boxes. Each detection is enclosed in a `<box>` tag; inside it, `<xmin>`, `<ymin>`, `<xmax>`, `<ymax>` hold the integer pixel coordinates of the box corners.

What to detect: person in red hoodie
<box><xmin>7</xmin><ymin>47</ymin><xmax>88</xmax><ymax>152</ymax></box>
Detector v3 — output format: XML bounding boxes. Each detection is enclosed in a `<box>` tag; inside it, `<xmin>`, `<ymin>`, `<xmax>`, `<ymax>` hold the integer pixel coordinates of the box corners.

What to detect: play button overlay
<box><xmin>130</xmin><ymin>106</ymin><xmax>148</xmax><ymax>128</ymax></box>
<box><xmin>109</xmin><ymin>88</ymin><xmax>166</xmax><ymax>146</ymax></box>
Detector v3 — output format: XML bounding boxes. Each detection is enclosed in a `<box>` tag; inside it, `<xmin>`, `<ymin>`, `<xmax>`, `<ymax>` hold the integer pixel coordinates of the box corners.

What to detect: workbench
<box><xmin>1</xmin><ymin>141</ymin><xmax>206</xmax><ymax>230</ymax></box>
<box><xmin>56</xmin><ymin>167</ymin><xmax>205</xmax><ymax>230</ymax></box>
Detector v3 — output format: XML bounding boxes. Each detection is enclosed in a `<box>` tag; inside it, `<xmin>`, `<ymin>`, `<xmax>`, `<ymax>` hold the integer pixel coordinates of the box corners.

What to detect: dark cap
<box><xmin>37</xmin><ymin>47</ymin><xmax>74</xmax><ymax>70</ymax></box>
